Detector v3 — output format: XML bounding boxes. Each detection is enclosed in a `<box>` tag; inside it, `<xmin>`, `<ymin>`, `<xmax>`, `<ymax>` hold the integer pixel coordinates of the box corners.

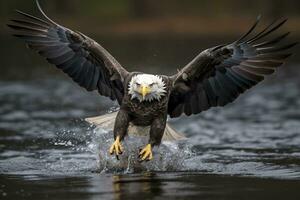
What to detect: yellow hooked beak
<box><xmin>140</xmin><ymin>85</ymin><xmax>151</xmax><ymax>100</ymax></box>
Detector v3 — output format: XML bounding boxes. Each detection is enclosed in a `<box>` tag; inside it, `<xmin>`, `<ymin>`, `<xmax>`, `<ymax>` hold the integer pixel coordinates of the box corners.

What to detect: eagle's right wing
<box><xmin>8</xmin><ymin>0</ymin><xmax>129</xmax><ymax>104</ymax></box>
<box><xmin>168</xmin><ymin>17</ymin><xmax>296</xmax><ymax>118</ymax></box>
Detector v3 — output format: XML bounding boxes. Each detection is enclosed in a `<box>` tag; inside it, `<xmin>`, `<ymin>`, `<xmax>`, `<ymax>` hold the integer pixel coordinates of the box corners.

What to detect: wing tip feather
<box><xmin>235</xmin><ymin>15</ymin><xmax>261</xmax><ymax>43</ymax></box>
<box><xmin>35</xmin><ymin>0</ymin><xmax>59</xmax><ymax>26</ymax></box>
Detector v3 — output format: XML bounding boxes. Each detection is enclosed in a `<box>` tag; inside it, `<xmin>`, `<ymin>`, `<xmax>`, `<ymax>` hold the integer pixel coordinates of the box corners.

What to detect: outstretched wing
<box><xmin>8</xmin><ymin>0</ymin><xmax>129</xmax><ymax>104</ymax></box>
<box><xmin>168</xmin><ymin>16</ymin><xmax>297</xmax><ymax>118</ymax></box>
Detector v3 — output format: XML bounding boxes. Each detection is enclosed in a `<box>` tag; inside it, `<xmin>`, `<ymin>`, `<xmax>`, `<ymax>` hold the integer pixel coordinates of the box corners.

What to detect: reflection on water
<box><xmin>1</xmin><ymin>173</ymin><xmax>300</xmax><ymax>200</ymax></box>
<box><xmin>0</xmin><ymin>36</ymin><xmax>300</xmax><ymax>199</ymax></box>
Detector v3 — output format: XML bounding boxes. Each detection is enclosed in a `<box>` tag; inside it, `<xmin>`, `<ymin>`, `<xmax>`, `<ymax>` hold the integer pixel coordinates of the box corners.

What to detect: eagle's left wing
<box><xmin>8</xmin><ymin>0</ymin><xmax>129</xmax><ymax>105</ymax></box>
<box><xmin>168</xmin><ymin>17</ymin><xmax>297</xmax><ymax>118</ymax></box>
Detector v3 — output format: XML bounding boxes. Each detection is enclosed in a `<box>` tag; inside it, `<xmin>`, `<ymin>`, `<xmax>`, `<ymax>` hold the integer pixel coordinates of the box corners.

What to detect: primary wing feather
<box><xmin>8</xmin><ymin>0</ymin><xmax>129</xmax><ymax>104</ymax></box>
<box><xmin>168</xmin><ymin>17</ymin><xmax>296</xmax><ymax>118</ymax></box>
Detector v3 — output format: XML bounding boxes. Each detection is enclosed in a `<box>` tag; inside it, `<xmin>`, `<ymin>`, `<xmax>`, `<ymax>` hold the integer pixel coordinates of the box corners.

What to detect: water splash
<box><xmin>84</xmin><ymin>127</ymin><xmax>192</xmax><ymax>173</ymax></box>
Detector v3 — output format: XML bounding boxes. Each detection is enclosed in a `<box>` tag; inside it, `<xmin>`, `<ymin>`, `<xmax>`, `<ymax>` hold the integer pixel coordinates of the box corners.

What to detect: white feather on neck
<box><xmin>128</xmin><ymin>74</ymin><xmax>167</xmax><ymax>102</ymax></box>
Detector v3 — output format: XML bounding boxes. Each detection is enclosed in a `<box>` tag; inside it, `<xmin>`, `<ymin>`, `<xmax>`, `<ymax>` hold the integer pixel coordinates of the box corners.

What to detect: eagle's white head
<box><xmin>128</xmin><ymin>74</ymin><xmax>167</xmax><ymax>102</ymax></box>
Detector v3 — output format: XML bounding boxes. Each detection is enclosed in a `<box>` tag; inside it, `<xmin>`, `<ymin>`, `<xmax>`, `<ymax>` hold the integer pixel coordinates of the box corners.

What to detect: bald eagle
<box><xmin>8</xmin><ymin>0</ymin><xmax>296</xmax><ymax>161</ymax></box>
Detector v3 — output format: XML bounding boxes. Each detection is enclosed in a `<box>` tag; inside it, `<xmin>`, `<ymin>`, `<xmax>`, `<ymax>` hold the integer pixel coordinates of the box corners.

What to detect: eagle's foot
<box><xmin>139</xmin><ymin>144</ymin><xmax>153</xmax><ymax>162</ymax></box>
<box><xmin>109</xmin><ymin>136</ymin><xmax>123</xmax><ymax>160</ymax></box>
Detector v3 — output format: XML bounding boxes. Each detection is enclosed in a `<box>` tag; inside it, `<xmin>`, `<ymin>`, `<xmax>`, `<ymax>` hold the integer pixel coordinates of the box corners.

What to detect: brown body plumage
<box><xmin>116</xmin><ymin>74</ymin><xmax>172</xmax><ymax>146</ymax></box>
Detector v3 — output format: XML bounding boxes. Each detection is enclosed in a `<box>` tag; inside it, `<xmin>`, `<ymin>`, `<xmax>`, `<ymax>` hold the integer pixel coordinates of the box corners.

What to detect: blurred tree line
<box><xmin>1</xmin><ymin>0</ymin><xmax>299</xmax><ymax>20</ymax></box>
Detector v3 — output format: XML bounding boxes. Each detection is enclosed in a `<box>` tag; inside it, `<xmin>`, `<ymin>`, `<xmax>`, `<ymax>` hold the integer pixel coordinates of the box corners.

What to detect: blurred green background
<box><xmin>1</xmin><ymin>0</ymin><xmax>300</xmax><ymax>35</ymax></box>
<box><xmin>0</xmin><ymin>0</ymin><xmax>299</xmax><ymax>80</ymax></box>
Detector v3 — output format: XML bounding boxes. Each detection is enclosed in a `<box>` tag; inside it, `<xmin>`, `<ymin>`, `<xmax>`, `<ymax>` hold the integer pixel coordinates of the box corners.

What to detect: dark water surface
<box><xmin>0</xmin><ymin>36</ymin><xmax>300</xmax><ymax>199</ymax></box>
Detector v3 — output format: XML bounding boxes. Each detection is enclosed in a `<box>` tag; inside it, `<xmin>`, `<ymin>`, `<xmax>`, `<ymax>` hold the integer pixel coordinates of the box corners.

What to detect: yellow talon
<box><xmin>139</xmin><ymin>144</ymin><xmax>153</xmax><ymax>161</ymax></box>
<box><xmin>109</xmin><ymin>136</ymin><xmax>123</xmax><ymax>157</ymax></box>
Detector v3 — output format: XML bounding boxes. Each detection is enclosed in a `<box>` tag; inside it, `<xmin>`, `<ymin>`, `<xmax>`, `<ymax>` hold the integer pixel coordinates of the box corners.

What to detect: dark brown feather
<box><xmin>168</xmin><ymin>17</ymin><xmax>296</xmax><ymax>118</ymax></box>
<box><xmin>9</xmin><ymin>2</ymin><xmax>129</xmax><ymax>105</ymax></box>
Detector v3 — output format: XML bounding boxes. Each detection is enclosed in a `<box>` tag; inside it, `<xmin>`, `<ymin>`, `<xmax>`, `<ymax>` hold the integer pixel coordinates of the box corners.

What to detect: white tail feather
<box><xmin>85</xmin><ymin>112</ymin><xmax>186</xmax><ymax>141</ymax></box>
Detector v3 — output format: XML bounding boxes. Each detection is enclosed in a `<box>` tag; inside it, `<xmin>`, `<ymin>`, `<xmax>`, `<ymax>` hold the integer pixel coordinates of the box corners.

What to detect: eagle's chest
<box><xmin>122</xmin><ymin>95</ymin><xmax>168</xmax><ymax>126</ymax></box>
<box><xmin>127</xmin><ymin>98</ymin><xmax>167</xmax><ymax>117</ymax></box>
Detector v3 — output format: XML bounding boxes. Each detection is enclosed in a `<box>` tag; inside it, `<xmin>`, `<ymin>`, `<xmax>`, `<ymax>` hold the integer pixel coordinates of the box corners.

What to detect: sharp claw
<box><xmin>110</xmin><ymin>149</ymin><xmax>114</xmax><ymax>155</ymax></box>
<box><xmin>138</xmin><ymin>144</ymin><xmax>153</xmax><ymax>162</ymax></box>
<box><xmin>119</xmin><ymin>146</ymin><xmax>123</xmax><ymax>154</ymax></box>
<box><xmin>109</xmin><ymin>146</ymin><xmax>114</xmax><ymax>155</ymax></box>
<box><xmin>141</xmin><ymin>154</ymin><xmax>147</xmax><ymax>160</ymax></box>
<box><xmin>109</xmin><ymin>136</ymin><xmax>123</xmax><ymax>159</ymax></box>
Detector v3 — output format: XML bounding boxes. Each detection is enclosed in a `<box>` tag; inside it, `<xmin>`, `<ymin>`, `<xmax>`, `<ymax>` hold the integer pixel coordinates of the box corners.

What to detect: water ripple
<box><xmin>0</xmin><ymin>76</ymin><xmax>300</xmax><ymax>179</ymax></box>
